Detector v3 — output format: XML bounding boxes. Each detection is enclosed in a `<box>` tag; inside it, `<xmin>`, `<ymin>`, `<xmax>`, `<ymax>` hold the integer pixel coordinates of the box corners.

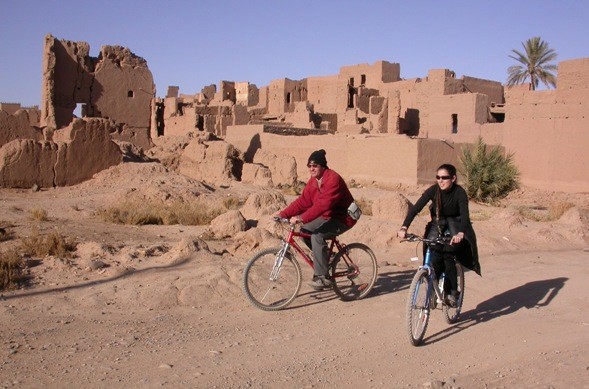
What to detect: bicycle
<box><xmin>242</xmin><ymin>217</ymin><xmax>378</xmax><ymax>311</ymax></box>
<box><xmin>402</xmin><ymin>232</ymin><xmax>465</xmax><ymax>346</ymax></box>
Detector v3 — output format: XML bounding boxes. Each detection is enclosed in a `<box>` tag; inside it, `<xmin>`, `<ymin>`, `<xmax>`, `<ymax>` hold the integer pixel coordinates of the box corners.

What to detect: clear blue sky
<box><xmin>1</xmin><ymin>0</ymin><xmax>588</xmax><ymax>107</ymax></box>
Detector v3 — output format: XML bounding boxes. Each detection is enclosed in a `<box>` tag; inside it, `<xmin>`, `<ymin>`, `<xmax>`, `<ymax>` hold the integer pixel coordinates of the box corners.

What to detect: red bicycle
<box><xmin>243</xmin><ymin>217</ymin><xmax>378</xmax><ymax>311</ymax></box>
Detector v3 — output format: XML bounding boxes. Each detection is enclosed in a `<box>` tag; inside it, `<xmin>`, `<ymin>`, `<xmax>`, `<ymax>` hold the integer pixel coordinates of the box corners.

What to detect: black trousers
<box><xmin>426</xmin><ymin>223</ymin><xmax>458</xmax><ymax>294</ymax></box>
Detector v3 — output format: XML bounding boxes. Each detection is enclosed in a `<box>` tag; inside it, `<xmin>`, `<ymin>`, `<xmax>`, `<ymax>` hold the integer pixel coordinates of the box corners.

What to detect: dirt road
<box><xmin>2</xmin><ymin>245</ymin><xmax>587</xmax><ymax>388</ymax></box>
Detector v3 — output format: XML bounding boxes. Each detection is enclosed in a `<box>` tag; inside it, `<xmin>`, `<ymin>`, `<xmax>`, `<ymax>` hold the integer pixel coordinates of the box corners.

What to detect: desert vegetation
<box><xmin>460</xmin><ymin>137</ymin><xmax>520</xmax><ymax>204</ymax></box>
<box><xmin>96</xmin><ymin>198</ymin><xmax>226</xmax><ymax>226</ymax></box>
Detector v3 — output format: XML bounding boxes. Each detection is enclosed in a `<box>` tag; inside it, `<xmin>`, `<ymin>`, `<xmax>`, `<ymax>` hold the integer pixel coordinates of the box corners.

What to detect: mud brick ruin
<box><xmin>0</xmin><ymin>34</ymin><xmax>588</xmax><ymax>191</ymax></box>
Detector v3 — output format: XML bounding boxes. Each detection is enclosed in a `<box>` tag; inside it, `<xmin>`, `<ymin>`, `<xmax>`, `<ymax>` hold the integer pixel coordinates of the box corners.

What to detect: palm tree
<box><xmin>507</xmin><ymin>37</ymin><xmax>558</xmax><ymax>90</ymax></box>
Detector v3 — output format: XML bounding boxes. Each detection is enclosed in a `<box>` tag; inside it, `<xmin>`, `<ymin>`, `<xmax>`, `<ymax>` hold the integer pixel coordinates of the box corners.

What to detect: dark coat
<box><xmin>424</xmin><ymin>216</ymin><xmax>481</xmax><ymax>276</ymax></box>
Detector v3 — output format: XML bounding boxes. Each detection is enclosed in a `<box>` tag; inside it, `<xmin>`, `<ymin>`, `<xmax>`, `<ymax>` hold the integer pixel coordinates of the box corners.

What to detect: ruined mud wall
<box><xmin>498</xmin><ymin>58</ymin><xmax>589</xmax><ymax>192</ymax></box>
<box><xmin>0</xmin><ymin>110</ymin><xmax>43</xmax><ymax>146</ymax></box>
<box><xmin>447</xmin><ymin>58</ymin><xmax>589</xmax><ymax>193</ymax></box>
<box><xmin>41</xmin><ymin>34</ymin><xmax>154</xmax><ymax>149</ymax></box>
<box><xmin>0</xmin><ymin>118</ymin><xmax>122</xmax><ymax>188</ymax></box>
<box><xmin>226</xmin><ymin>125</ymin><xmax>460</xmax><ymax>187</ymax></box>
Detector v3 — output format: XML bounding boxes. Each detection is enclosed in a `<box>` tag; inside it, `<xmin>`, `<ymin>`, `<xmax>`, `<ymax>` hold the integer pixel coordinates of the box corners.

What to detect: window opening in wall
<box><xmin>127</xmin><ymin>90</ymin><xmax>134</xmax><ymax>98</ymax></box>
<box><xmin>452</xmin><ymin>114</ymin><xmax>458</xmax><ymax>134</ymax></box>
<box><xmin>490</xmin><ymin>112</ymin><xmax>505</xmax><ymax>123</ymax></box>
<box><xmin>361</xmin><ymin>74</ymin><xmax>366</xmax><ymax>85</ymax></box>
<box><xmin>349</xmin><ymin>77</ymin><xmax>354</xmax><ymax>86</ymax></box>
<box><xmin>74</xmin><ymin>103</ymin><xmax>84</xmax><ymax>118</ymax></box>
<box><xmin>177</xmin><ymin>103</ymin><xmax>184</xmax><ymax>116</ymax></box>
<box><xmin>286</xmin><ymin>92</ymin><xmax>291</xmax><ymax>104</ymax></box>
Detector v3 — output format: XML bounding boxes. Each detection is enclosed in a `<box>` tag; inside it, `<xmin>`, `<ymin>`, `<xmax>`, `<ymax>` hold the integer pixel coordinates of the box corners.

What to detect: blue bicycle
<box><xmin>402</xmin><ymin>233</ymin><xmax>465</xmax><ymax>346</ymax></box>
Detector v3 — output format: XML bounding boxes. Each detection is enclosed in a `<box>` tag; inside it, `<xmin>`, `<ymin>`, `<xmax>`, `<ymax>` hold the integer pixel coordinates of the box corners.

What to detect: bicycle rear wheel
<box><xmin>330</xmin><ymin>243</ymin><xmax>378</xmax><ymax>301</ymax></box>
<box><xmin>443</xmin><ymin>262</ymin><xmax>465</xmax><ymax>324</ymax></box>
<box><xmin>243</xmin><ymin>247</ymin><xmax>301</xmax><ymax>311</ymax></box>
<box><xmin>406</xmin><ymin>269</ymin><xmax>431</xmax><ymax>346</ymax></box>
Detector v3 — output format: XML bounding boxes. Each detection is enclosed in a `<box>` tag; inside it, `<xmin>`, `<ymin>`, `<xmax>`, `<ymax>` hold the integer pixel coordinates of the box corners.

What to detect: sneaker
<box><xmin>446</xmin><ymin>290</ymin><xmax>459</xmax><ymax>307</ymax></box>
<box><xmin>308</xmin><ymin>276</ymin><xmax>333</xmax><ymax>291</ymax></box>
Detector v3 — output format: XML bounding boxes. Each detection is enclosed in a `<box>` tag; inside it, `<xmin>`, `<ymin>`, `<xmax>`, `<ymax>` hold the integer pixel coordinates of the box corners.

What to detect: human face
<box><xmin>307</xmin><ymin>163</ymin><xmax>325</xmax><ymax>179</ymax></box>
<box><xmin>436</xmin><ymin>168</ymin><xmax>455</xmax><ymax>190</ymax></box>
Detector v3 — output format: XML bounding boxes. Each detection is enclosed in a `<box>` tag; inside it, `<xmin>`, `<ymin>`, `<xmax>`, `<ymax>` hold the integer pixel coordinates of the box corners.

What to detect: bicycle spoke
<box><xmin>243</xmin><ymin>247</ymin><xmax>301</xmax><ymax>311</ymax></box>
<box><xmin>331</xmin><ymin>243</ymin><xmax>378</xmax><ymax>301</ymax></box>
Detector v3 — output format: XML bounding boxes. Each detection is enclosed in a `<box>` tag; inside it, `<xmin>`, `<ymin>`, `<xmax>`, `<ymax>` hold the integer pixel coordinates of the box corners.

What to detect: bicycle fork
<box><xmin>269</xmin><ymin>242</ymin><xmax>290</xmax><ymax>281</ymax></box>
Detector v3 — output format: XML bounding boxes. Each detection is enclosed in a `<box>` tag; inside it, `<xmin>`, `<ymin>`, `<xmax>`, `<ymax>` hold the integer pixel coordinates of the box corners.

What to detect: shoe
<box><xmin>308</xmin><ymin>276</ymin><xmax>333</xmax><ymax>291</ymax></box>
<box><xmin>446</xmin><ymin>290</ymin><xmax>459</xmax><ymax>307</ymax></box>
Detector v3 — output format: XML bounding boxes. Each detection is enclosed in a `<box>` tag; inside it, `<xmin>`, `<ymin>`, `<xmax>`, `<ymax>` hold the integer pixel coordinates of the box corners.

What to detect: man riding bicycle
<box><xmin>277</xmin><ymin>149</ymin><xmax>357</xmax><ymax>290</ymax></box>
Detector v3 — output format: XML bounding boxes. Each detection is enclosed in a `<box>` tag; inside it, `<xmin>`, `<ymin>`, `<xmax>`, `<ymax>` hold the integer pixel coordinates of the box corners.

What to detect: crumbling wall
<box><xmin>41</xmin><ymin>34</ymin><xmax>154</xmax><ymax>149</ymax></box>
<box><xmin>0</xmin><ymin>118</ymin><xmax>122</xmax><ymax>188</ymax></box>
<box><xmin>0</xmin><ymin>110</ymin><xmax>43</xmax><ymax>147</ymax></box>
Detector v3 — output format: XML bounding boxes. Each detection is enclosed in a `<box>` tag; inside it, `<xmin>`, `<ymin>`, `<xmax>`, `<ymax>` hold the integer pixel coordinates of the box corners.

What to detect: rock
<box><xmin>209</xmin><ymin>210</ymin><xmax>248</xmax><ymax>239</ymax></box>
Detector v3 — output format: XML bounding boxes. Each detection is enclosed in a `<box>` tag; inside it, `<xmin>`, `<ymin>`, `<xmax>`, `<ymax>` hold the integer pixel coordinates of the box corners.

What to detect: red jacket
<box><xmin>280</xmin><ymin>168</ymin><xmax>356</xmax><ymax>227</ymax></box>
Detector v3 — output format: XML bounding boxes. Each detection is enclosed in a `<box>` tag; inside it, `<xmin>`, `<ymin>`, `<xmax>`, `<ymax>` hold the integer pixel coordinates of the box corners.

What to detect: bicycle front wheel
<box><xmin>443</xmin><ymin>262</ymin><xmax>465</xmax><ymax>324</ymax></box>
<box><xmin>243</xmin><ymin>247</ymin><xmax>302</xmax><ymax>311</ymax></box>
<box><xmin>330</xmin><ymin>243</ymin><xmax>378</xmax><ymax>301</ymax></box>
<box><xmin>406</xmin><ymin>269</ymin><xmax>431</xmax><ymax>346</ymax></box>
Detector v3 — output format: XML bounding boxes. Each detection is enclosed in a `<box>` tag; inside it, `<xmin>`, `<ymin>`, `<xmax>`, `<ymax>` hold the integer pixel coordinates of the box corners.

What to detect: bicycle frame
<box><xmin>420</xmin><ymin>247</ymin><xmax>445</xmax><ymax>307</ymax></box>
<box><xmin>275</xmin><ymin>219</ymin><xmax>357</xmax><ymax>281</ymax></box>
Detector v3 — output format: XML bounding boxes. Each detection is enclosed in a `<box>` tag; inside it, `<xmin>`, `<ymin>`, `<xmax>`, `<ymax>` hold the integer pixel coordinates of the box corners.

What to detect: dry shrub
<box><xmin>0</xmin><ymin>222</ymin><xmax>13</xmax><ymax>242</ymax></box>
<box><xmin>515</xmin><ymin>202</ymin><xmax>575</xmax><ymax>222</ymax></box>
<box><xmin>355</xmin><ymin>197</ymin><xmax>373</xmax><ymax>216</ymax></box>
<box><xmin>470</xmin><ymin>209</ymin><xmax>493</xmax><ymax>221</ymax></box>
<box><xmin>98</xmin><ymin>199</ymin><xmax>224</xmax><ymax>226</ymax></box>
<box><xmin>222</xmin><ymin>196</ymin><xmax>242</xmax><ymax>210</ymax></box>
<box><xmin>0</xmin><ymin>249</ymin><xmax>23</xmax><ymax>289</ymax></box>
<box><xmin>549</xmin><ymin>202</ymin><xmax>575</xmax><ymax>220</ymax></box>
<box><xmin>279</xmin><ymin>181</ymin><xmax>306</xmax><ymax>196</ymax></box>
<box><xmin>20</xmin><ymin>227</ymin><xmax>77</xmax><ymax>258</ymax></box>
<box><xmin>29</xmin><ymin>208</ymin><xmax>48</xmax><ymax>221</ymax></box>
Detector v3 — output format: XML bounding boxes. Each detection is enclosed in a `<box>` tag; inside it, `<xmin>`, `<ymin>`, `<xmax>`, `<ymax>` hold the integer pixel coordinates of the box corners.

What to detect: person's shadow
<box><xmin>423</xmin><ymin>277</ymin><xmax>568</xmax><ymax>345</ymax></box>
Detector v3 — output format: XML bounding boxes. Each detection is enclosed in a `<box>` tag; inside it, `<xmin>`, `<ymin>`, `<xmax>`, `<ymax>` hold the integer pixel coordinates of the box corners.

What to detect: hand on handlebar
<box><xmin>397</xmin><ymin>228</ymin><xmax>407</xmax><ymax>239</ymax></box>
<box><xmin>450</xmin><ymin>232</ymin><xmax>465</xmax><ymax>245</ymax></box>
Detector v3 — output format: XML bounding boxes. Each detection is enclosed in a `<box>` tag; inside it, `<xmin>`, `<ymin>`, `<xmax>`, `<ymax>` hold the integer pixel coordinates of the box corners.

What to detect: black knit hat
<box><xmin>308</xmin><ymin>149</ymin><xmax>328</xmax><ymax>168</ymax></box>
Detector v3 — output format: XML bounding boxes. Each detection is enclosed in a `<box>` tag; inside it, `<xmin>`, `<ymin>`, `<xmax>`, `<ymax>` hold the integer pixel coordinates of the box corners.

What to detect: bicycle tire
<box><xmin>243</xmin><ymin>247</ymin><xmax>302</xmax><ymax>311</ymax></box>
<box><xmin>330</xmin><ymin>242</ymin><xmax>378</xmax><ymax>301</ymax></box>
<box><xmin>406</xmin><ymin>269</ymin><xmax>431</xmax><ymax>346</ymax></box>
<box><xmin>443</xmin><ymin>262</ymin><xmax>465</xmax><ymax>324</ymax></box>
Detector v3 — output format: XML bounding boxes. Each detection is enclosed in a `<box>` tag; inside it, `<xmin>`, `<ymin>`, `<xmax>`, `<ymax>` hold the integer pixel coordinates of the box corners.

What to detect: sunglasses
<box><xmin>436</xmin><ymin>175</ymin><xmax>452</xmax><ymax>181</ymax></box>
<box><xmin>307</xmin><ymin>164</ymin><xmax>320</xmax><ymax>168</ymax></box>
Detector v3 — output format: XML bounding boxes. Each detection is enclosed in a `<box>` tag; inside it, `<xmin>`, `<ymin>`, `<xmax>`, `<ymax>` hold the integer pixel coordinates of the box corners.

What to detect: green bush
<box><xmin>460</xmin><ymin>137</ymin><xmax>519</xmax><ymax>204</ymax></box>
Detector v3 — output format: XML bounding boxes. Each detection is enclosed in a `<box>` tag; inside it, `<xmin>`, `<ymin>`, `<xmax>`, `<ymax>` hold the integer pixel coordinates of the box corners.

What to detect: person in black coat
<box><xmin>397</xmin><ymin>164</ymin><xmax>481</xmax><ymax>306</ymax></box>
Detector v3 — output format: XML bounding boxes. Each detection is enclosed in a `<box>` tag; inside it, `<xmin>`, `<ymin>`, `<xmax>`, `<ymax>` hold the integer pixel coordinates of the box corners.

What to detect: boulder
<box><xmin>177</xmin><ymin>138</ymin><xmax>242</xmax><ymax>185</ymax></box>
<box><xmin>241</xmin><ymin>163</ymin><xmax>273</xmax><ymax>187</ymax></box>
<box><xmin>253</xmin><ymin>148</ymin><xmax>297</xmax><ymax>186</ymax></box>
<box><xmin>209</xmin><ymin>210</ymin><xmax>248</xmax><ymax>239</ymax></box>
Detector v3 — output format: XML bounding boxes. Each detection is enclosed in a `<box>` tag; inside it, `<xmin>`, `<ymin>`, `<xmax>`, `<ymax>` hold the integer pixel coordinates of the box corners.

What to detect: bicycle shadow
<box><xmin>422</xmin><ymin>277</ymin><xmax>568</xmax><ymax>345</ymax></box>
<box><xmin>370</xmin><ymin>269</ymin><xmax>415</xmax><ymax>297</ymax></box>
<box><xmin>284</xmin><ymin>268</ymin><xmax>416</xmax><ymax>309</ymax></box>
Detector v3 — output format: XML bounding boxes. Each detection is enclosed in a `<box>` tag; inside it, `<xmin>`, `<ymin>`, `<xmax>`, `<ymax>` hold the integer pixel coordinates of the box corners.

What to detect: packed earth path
<box><xmin>1</xmin><ymin>247</ymin><xmax>587</xmax><ymax>388</ymax></box>
<box><xmin>0</xmin><ymin>163</ymin><xmax>588</xmax><ymax>388</ymax></box>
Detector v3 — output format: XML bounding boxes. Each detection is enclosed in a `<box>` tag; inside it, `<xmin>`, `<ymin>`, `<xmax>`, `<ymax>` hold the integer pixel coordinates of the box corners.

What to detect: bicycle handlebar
<box><xmin>402</xmin><ymin>232</ymin><xmax>450</xmax><ymax>246</ymax></box>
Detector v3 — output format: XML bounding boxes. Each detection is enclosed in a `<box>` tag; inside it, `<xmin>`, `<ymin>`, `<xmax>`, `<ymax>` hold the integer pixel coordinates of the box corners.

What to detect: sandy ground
<box><xmin>1</xmin><ymin>162</ymin><xmax>588</xmax><ymax>388</ymax></box>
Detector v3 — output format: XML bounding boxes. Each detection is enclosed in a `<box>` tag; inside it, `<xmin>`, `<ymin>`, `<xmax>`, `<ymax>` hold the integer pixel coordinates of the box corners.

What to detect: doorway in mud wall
<box><xmin>452</xmin><ymin>114</ymin><xmax>458</xmax><ymax>134</ymax></box>
<box><xmin>405</xmin><ymin>108</ymin><xmax>420</xmax><ymax>136</ymax></box>
<box><xmin>155</xmin><ymin>102</ymin><xmax>164</xmax><ymax>136</ymax></box>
